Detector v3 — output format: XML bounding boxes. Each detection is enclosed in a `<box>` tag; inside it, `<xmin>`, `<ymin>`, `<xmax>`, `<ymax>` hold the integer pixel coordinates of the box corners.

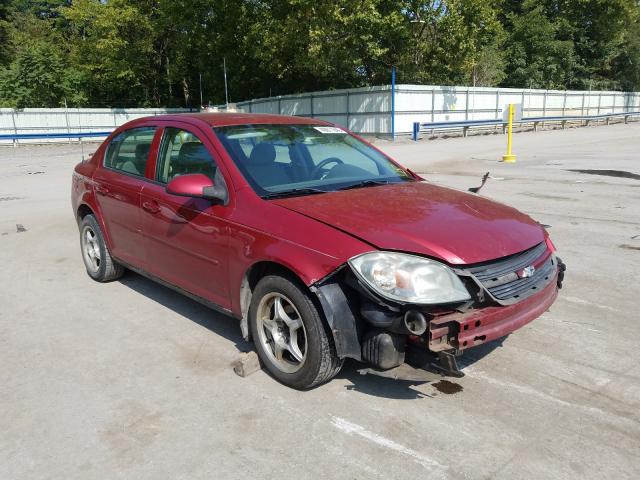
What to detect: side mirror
<box><xmin>166</xmin><ymin>173</ymin><xmax>227</xmax><ymax>203</ymax></box>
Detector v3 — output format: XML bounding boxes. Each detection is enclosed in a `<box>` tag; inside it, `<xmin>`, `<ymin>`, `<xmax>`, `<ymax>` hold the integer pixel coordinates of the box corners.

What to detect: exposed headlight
<box><xmin>348</xmin><ymin>252</ymin><xmax>471</xmax><ymax>304</ymax></box>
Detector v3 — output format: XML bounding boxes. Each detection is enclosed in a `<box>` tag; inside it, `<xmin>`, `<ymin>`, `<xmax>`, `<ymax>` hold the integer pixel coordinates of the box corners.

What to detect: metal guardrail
<box><xmin>411</xmin><ymin>111</ymin><xmax>640</xmax><ymax>141</ymax></box>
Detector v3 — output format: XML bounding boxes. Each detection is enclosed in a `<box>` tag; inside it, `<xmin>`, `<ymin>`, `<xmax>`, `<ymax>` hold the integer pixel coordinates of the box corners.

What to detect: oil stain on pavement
<box><xmin>432</xmin><ymin>380</ymin><xmax>464</xmax><ymax>394</ymax></box>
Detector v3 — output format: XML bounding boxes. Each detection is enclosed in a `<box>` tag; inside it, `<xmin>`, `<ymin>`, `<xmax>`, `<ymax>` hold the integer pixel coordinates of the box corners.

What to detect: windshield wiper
<box><xmin>336</xmin><ymin>179</ymin><xmax>391</xmax><ymax>191</ymax></box>
<box><xmin>261</xmin><ymin>187</ymin><xmax>328</xmax><ymax>200</ymax></box>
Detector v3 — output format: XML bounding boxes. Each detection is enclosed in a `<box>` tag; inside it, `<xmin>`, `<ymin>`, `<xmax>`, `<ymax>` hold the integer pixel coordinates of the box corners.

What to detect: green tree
<box><xmin>0</xmin><ymin>41</ymin><xmax>86</xmax><ymax>108</ymax></box>
<box><xmin>395</xmin><ymin>1</ymin><xmax>505</xmax><ymax>86</ymax></box>
<box><xmin>1</xmin><ymin>0</ymin><xmax>640</xmax><ymax>108</ymax></box>
<box><xmin>62</xmin><ymin>0</ymin><xmax>155</xmax><ymax>106</ymax></box>
<box><xmin>612</xmin><ymin>11</ymin><xmax>640</xmax><ymax>91</ymax></box>
<box><xmin>502</xmin><ymin>1</ymin><xmax>576</xmax><ymax>88</ymax></box>
<box><xmin>0</xmin><ymin>2</ymin><xmax>86</xmax><ymax>107</ymax></box>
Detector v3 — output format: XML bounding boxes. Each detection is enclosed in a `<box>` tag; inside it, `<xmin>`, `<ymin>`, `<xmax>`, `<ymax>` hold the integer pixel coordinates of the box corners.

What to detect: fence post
<box><xmin>495</xmin><ymin>89</ymin><xmax>500</xmax><ymax>119</ymax></box>
<box><xmin>562</xmin><ymin>91</ymin><xmax>567</xmax><ymax>116</ymax></box>
<box><xmin>310</xmin><ymin>92</ymin><xmax>314</xmax><ymax>118</ymax></box>
<box><xmin>390</xmin><ymin>66</ymin><xmax>396</xmax><ymax>140</ymax></box>
<box><xmin>78</xmin><ymin>108</ymin><xmax>84</xmax><ymax>144</ymax></box>
<box><xmin>64</xmin><ymin>99</ymin><xmax>72</xmax><ymax>144</ymax></box>
<box><xmin>11</xmin><ymin>109</ymin><xmax>18</xmax><ymax>148</ymax></box>
<box><xmin>581</xmin><ymin>92</ymin><xmax>585</xmax><ymax>116</ymax></box>
<box><xmin>278</xmin><ymin>97</ymin><xmax>282</xmax><ymax>115</ymax></box>
<box><xmin>412</xmin><ymin>122</ymin><xmax>420</xmax><ymax>141</ymax></box>
<box><xmin>465</xmin><ymin>87</ymin><xmax>469</xmax><ymax>121</ymax></box>
<box><xmin>597</xmin><ymin>92</ymin><xmax>602</xmax><ymax>115</ymax></box>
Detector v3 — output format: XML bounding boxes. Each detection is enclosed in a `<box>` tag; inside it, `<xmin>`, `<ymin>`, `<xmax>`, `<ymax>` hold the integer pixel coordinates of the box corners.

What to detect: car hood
<box><xmin>271</xmin><ymin>182</ymin><xmax>545</xmax><ymax>265</ymax></box>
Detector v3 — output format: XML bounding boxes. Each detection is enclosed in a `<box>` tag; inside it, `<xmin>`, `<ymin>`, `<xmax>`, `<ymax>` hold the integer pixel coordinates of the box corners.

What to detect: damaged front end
<box><xmin>312</xmin><ymin>241</ymin><xmax>566</xmax><ymax>377</ymax></box>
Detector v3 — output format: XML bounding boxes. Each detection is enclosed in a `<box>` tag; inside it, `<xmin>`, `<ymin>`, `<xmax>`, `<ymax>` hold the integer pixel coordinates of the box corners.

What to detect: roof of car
<box><xmin>142</xmin><ymin>112</ymin><xmax>331</xmax><ymax>128</ymax></box>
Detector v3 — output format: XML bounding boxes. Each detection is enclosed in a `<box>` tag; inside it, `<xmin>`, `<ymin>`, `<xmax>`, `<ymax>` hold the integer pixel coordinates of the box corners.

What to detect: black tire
<box><xmin>79</xmin><ymin>214</ymin><xmax>124</xmax><ymax>282</ymax></box>
<box><xmin>249</xmin><ymin>275</ymin><xmax>343</xmax><ymax>389</ymax></box>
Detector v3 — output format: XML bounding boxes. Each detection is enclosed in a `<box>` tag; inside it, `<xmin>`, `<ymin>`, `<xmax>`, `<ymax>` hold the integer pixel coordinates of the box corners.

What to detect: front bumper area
<box><xmin>313</xmin><ymin>248</ymin><xmax>564</xmax><ymax>372</ymax></box>
<box><xmin>429</xmin><ymin>270</ymin><xmax>559</xmax><ymax>352</ymax></box>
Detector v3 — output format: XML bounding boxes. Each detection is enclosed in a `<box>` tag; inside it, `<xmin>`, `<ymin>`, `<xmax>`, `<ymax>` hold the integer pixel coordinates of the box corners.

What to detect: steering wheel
<box><xmin>311</xmin><ymin>157</ymin><xmax>344</xmax><ymax>179</ymax></box>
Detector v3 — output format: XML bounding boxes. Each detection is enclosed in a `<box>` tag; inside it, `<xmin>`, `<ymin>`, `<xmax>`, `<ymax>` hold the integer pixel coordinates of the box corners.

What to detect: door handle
<box><xmin>142</xmin><ymin>200</ymin><xmax>161</xmax><ymax>214</ymax></box>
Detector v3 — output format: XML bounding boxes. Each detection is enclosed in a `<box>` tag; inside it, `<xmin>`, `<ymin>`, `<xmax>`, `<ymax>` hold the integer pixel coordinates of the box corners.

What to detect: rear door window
<box><xmin>104</xmin><ymin>127</ymin><xmax>156</xmax><ymax>177</ymax></box>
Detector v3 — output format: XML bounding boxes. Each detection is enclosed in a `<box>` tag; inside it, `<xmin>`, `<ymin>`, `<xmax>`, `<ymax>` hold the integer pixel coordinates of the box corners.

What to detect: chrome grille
<box><xmin>465</xmin><ymin>242</ymin><xmax>556</xmax><ymax>303</ymax></box>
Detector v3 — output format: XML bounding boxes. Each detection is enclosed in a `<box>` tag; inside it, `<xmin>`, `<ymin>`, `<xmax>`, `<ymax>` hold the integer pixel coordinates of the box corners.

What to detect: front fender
<box><xmin>311</xmin><ymin>280</ymin><xmax>363</xmax><ymax>360</ymax></box>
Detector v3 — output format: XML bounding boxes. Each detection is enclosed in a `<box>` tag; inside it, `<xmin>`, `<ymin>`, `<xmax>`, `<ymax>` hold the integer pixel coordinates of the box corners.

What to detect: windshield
<box><xmin>213</xmin><ymin>124</ymin><xmax>413</xmax><ymax>198</ymax></box>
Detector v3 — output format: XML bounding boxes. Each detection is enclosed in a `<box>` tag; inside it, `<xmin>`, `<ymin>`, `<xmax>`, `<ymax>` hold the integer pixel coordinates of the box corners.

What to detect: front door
<box><xmin>140</xmin><ymin>125</ymin><xmax>230</xmax><ymax>308</ymax></box>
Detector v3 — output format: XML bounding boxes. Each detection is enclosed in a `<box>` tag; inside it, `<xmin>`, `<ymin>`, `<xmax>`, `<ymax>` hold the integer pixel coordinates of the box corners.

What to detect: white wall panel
<box><xmin>2</xmin><ymin>86</ymin><xmax>639</xmax><ymax>144</ymax></box>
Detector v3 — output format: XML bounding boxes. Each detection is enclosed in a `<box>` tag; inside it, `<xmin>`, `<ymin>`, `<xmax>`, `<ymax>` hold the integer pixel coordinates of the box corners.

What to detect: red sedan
<box><xmin>71</xmin><ymin>113</ymin><xmax>565</xmax><ymax>389</ymax></box>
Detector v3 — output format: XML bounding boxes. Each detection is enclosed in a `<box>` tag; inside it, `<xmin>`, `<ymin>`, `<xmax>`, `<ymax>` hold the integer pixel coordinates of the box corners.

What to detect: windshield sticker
<box><xmin>313</xmin><ymin>126</ymin><xmax>346</xmax><ymax>134</ymax></box>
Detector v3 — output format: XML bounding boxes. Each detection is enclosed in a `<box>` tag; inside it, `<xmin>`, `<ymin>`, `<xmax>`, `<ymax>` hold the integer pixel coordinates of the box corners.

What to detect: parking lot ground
<box><xmin>1</xmin><ymin>123</ymin><xmax>639</xmax><ymax>479</ymax></box>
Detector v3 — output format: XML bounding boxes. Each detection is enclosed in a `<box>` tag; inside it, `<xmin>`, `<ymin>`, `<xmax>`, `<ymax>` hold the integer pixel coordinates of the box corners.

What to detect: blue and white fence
<box><xmin>237</xmin><ymin>85</ymin><xmax>640</xmax><ymax>136</ymax></box>
<box><xmin>2</xmin><ymin>85</ymin><xmax>640</xmax><ymax>144</ymax></box>
<box><xmin>0</xmin><ymin>107</ymin><xmax>192</xmax><ymax>145</ymax></box>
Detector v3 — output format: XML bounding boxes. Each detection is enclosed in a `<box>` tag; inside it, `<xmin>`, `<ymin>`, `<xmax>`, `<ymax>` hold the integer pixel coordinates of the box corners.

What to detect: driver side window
<box><xmin>156</xmin><ymin>128</ymin><xmax>217</xmax><ymax>184</ymax></box>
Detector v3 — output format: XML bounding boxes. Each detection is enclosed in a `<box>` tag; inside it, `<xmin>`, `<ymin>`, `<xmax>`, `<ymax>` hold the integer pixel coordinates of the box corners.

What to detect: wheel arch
<box><xmin>76</xmin><ymin>203</ymin><xmax>94</xmax><ymax>223</ymax></box>
<box><xmin>75</xmin><ymin>196</ymin><xmax>113</xmax><ymax>250</ymax></box>
<box><xmin>238</xmin><ymin>260</ymin><xmax>362</xmax><ymax>361</ymax></box>
<box><xmin>239</xmin><ymin>260</ymin><xmax>308</xmax><ymax>341</ymax></box>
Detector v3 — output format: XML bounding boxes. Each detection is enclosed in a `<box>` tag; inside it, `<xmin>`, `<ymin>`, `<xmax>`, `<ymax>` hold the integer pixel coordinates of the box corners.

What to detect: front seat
<box><xmin>245</xmin><ymin>143</ymin><xmax>292</xmax><ymax>188</ymax></box>
<box><xmin>171</xmin><ymin>142</ymin><xmax>215</xmax><ymax>180</ymax></box>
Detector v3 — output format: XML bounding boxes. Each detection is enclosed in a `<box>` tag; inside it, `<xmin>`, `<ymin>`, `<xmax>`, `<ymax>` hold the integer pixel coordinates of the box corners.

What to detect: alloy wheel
<box><xmin>81</xmin><ymin>225</ymin><xmax>101</xmax><ymax>273</ymax></box>
<box><xmin>256</xmin><ymin>292</ymin><xmax>307</xmax><ymax>374</ymax></box>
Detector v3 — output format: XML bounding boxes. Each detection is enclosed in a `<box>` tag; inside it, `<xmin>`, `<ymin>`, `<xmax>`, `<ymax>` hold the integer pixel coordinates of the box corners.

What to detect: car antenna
<box><xmin>468</xmin><ymin>171</ymin><xmax>490</xmax><ymax>193</ymax></box>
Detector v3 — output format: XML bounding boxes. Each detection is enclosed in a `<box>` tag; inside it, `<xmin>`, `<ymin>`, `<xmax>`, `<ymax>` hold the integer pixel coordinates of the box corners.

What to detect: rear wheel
<box><xmin>249</xmin><ymin>275</ymin><xmax>343</xmax><ymax>389</ymax></box>
<box><xmin>79</xmin><ymin>214</ymin><xmax>124</xmax><ymax>282</ymax></box>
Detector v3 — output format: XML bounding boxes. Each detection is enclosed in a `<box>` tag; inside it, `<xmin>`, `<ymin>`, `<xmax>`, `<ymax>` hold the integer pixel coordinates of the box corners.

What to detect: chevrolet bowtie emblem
<box><xmin>520</xmin><ymin>265</ymin><xmax>536</xmax><ymax>278</ymax></box>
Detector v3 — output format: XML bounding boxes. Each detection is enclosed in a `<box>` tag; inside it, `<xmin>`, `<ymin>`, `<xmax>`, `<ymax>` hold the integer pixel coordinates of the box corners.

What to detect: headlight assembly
<box><xmin>348</xmin><ymin>252</ymin><xmax>471</xmax><ymax>304</ymax></box>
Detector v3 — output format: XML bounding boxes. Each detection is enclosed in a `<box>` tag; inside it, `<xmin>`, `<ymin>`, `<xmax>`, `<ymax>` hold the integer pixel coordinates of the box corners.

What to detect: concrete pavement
<box><xmin>1</xmin><ymin>122</ymin><xmax>639</xmax><ymax>479</ymax></box>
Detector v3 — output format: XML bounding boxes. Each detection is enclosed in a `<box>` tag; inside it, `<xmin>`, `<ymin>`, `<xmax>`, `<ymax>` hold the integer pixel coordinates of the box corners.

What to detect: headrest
<box><xmin>135</xmin><ymin>143</ymin><xmax>151</xmax><ymax>161</ymax></box>
<box><xmin>178</xmin><ymin>142</ymin><xmax>208</xmax><ymax>161</ymax></box>
<box><xmin>248</xmin><ymin>143</ymin><xmax>276</xmax><ymax>166</ymax></box>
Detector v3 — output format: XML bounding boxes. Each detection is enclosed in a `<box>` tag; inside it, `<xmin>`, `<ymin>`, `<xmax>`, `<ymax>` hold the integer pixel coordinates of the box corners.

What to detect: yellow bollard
<box><xmin>502</xmin><ymin>103</ymin><xmax>517</xmax><ymax>163</ymax></box>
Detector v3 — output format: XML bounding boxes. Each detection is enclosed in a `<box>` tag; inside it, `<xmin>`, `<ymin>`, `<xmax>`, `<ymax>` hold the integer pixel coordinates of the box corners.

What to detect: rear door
<box><xmin>140</xmin><ymin>123</ymin><xmax>231</xmax><ymax>308</ymax></box>
<box><xmin>93</xmin><ymin>126</ymin><xmax>157</xmax><ymax>267</ymax></box>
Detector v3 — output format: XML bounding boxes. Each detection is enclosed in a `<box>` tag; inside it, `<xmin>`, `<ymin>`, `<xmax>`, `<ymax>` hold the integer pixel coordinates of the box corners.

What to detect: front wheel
<box><xmin>249</xmin><ymin>275</ymin><xmax>343</xmax><ymax>389</ymax></box>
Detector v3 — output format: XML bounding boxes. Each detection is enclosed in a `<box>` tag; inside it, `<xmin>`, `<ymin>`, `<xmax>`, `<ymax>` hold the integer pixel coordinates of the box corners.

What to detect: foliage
<box><xmin>502</xmin><ymin>1</ymin><xmax>576</xmax><ymax>89</ymax></box>
<box><xmin>0</xmin><ymin>0</ymin><xmax>639</xmax><ymax>107</ymax></box>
